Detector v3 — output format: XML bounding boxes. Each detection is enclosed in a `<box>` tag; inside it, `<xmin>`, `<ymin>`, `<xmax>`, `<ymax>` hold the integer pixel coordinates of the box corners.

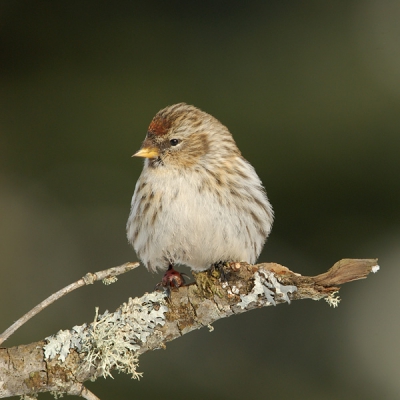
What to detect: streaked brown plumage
<box><xmin>127</xmin><ymin>103</ymin><xmax>273</xmax><ymax>286</ymax></box>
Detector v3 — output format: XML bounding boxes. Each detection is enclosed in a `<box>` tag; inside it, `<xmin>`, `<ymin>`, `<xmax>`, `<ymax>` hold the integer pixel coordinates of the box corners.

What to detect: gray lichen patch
<box><xmin>260</xmin><ymin>270</ymin><xmax>297</xmax><ymax>304</ymax></box>
<box><xmin>44</xmin><ymin>291</ymin><xmax>168</xmax><ymax>379</ymax></box>
<box><xmin>237</xmin><ymin>270</ymin><xmax>297</xmax><ymax>309</ymax></box>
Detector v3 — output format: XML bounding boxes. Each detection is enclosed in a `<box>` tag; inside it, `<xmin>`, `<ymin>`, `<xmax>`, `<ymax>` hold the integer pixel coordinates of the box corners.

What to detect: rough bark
<box><xmin>0</xmin><ymin>259</ymin><xmax>379</xmax><ymax>399</ymax></box>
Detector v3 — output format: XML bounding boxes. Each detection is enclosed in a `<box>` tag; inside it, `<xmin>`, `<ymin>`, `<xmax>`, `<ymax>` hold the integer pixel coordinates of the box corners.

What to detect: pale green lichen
<box><xmin>325</xmin><ymin>291</ymin><xmax>341</xmax><ymax>308</ymax></box>
<box><xmin>44</xmin><ymin>291</ymin><xmax>168</xmax><ymax>380</ymax></box>
<box><xmin>80</xmin><ymin>307</ymin><xmax>142</xmax><ymax>380</ymax></box>
<box><xmin>44</xmin><ymin>328</ymin><xmax>82</xmax><ymax>362</ymax></box>
<box><xmin>102</xmin><ymin>276</ymin><xmax>118</xmax><ymax>285</ymax></box>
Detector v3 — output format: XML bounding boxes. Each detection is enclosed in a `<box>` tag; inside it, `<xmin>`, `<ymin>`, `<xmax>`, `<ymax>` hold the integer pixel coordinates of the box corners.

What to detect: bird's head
<box><xmin>133</xmin><ymin>103</ymin><xmax>239</xmax><ymax>169</ymax></box>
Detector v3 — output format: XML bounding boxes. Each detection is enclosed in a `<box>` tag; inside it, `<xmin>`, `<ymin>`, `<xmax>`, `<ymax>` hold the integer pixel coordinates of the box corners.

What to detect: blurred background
<box><xmin>0</xmin><ymin>1</ymin><xmax>399</xmax><ymax>399</ymax></box>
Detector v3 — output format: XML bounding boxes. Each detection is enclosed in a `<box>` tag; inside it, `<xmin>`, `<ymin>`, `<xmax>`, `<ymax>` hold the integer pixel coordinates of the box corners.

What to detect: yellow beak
<box><xmin>132</xmin><ymin>147</ymin><xmax>159</xmax><ymax>158</ymax></box>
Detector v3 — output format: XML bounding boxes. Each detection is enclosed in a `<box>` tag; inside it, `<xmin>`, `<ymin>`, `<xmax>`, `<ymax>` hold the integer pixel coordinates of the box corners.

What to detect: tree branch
<box><xmin>0</xmin><ymin>259</ymin><xmax>379</xmax><ymax>399</ymax></box>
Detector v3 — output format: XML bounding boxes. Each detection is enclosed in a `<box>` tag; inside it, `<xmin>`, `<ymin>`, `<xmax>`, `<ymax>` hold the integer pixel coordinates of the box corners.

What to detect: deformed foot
<box><xmin>162</xmin><ymin>265</ymin><xmax>186</xmax><ymax>288</ymax></box>
<box><xmin>155</xmin><ymin>265</ymin><xmax>188</xmax><ymax>293</ymax></box>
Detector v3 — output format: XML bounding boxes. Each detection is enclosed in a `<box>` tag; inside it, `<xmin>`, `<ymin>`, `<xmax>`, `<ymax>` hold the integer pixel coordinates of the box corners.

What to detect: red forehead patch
<box><xmin>148</xmin><ymin>116</ymin><xmax>171</xmax><ymax>136</ymax></box>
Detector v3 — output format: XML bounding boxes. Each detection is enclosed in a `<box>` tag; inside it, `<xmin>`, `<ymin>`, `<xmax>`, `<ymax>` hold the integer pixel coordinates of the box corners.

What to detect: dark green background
<box><xmin>1</xmin><ymin>1</ymin><xmax>398</xmax><ymax>399</ymax></box>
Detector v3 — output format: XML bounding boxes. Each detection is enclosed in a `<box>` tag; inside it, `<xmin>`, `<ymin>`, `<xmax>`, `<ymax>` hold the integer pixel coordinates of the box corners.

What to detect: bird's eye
<box><xmin>170</xmin><ymin>139</ymin><xmax>180</xmax><ymax>146</ymax></box>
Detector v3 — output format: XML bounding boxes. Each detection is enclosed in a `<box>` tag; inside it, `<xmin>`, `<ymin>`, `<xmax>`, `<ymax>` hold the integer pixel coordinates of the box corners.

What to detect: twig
<box><xmin>68</xmin><ymin>384</ymin><xmax>101</xmax><ymax>400</ymax></box>
<box><xmin>0</xmin><ymin>262</ymin><xmax>139</xmax><ymax>346</ymax></box>
<box><xmin>80</xmin><ymin>387</ymin><xmax>101</xmax><ymax>400</ymax></box>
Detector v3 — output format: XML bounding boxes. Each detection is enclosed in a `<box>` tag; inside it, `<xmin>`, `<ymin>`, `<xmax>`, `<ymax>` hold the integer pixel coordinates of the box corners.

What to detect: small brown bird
<box><xmin>127</xmin><ymin>103</ymin><xmax>273</xmax><ymax>288</ymax></box>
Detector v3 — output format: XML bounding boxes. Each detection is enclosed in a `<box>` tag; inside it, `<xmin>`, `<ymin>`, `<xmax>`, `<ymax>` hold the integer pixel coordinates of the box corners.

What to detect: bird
<box><xmin>127</xmin><ymin>103</ymin><xmax>273</xmax><ymax>288</ymax></box>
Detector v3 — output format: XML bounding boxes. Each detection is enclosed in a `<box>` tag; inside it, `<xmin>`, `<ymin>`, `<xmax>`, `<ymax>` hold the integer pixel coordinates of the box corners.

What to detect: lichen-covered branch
<box><xmin>0</xmin><ymin>259</ymin><xmax>379</xmax><ymax>399</ymax></box>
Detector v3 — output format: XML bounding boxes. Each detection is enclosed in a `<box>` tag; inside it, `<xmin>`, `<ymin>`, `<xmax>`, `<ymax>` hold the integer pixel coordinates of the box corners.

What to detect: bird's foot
<box><xmin>155</xmin><ymin>265</ymin><xmax>188</xmax><ymax>295</ymax></box>
<box><xmin>210</xmin><ymin>261</ymin><xmax>229</xmax><ymax>282</ymax></box>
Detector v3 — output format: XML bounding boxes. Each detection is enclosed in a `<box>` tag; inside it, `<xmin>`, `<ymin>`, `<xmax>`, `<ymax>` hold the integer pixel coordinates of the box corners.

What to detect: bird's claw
<box><xmin>211</xmin><ymin>261</ymin><xmax>229</xmax><ymax>282</ymax></box>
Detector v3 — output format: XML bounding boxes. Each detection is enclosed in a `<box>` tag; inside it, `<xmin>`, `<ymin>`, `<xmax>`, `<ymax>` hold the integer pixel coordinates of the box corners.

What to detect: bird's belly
<box><xmin>147</xmin><ymin>185</ymin><xmax>255</xmax><ymax>271</ymax></box>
